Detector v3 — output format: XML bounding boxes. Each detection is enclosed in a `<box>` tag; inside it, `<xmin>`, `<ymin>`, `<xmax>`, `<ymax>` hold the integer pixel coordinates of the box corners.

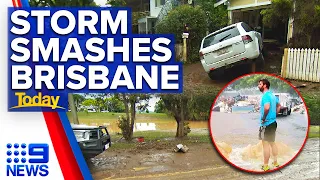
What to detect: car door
<box><xmin>99</xmin><ymin>128</ymin><xmax>111</xmax><ymax>151</ymax></box>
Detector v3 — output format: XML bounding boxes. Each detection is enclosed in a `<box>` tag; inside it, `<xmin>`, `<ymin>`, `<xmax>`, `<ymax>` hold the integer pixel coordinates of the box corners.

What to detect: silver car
<box><xmin>199</xmin><ymin>22</ymin><xmax>264</xmax><ymax>79</ymax></box>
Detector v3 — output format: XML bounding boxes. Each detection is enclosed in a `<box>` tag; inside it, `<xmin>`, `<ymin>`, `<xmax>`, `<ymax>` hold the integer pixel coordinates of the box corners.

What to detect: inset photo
<box><xmin>210</xmin><ymin>73</ymin><xmax>309</xmax><ymax>173</ymax></box>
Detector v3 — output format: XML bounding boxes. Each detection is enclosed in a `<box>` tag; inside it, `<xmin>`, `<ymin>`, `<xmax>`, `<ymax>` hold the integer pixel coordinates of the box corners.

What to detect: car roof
<box><xmin>204</xmin><ymin>22</ymin><xmax>243</xmax><ymax>39</ymax></box>
<box><xmin>71</xmin><ymin>124</ymin><xmax>106</xmax><ymax>130</ymax></box>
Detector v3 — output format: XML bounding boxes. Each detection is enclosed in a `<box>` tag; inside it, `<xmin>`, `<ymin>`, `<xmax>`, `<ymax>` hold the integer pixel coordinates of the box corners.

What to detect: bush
<box><xmin>302</xmin><ymin>93</ymin><xmax>320</xmax><ymax>125</ymax></box>
<box><xmin>117</xmin><ymin>115</ymin><xmax>131</xmax><ymax>140</ymax></box>
<box><xmin>155</xmin><ymin>5</ymin><xmax>207</xmax><ymax>63</ymax></box>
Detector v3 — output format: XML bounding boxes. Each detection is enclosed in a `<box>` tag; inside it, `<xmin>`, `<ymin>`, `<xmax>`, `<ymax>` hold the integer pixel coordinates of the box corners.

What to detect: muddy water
<box><xmin>92</xmin><ymin>121</ymin><xmax>208</xmax><ymax>133</ymax></box>
<box><xmin>210</xmin><ymin>111</ymin><xmax>308</xmax><ymax>171</ymax></box>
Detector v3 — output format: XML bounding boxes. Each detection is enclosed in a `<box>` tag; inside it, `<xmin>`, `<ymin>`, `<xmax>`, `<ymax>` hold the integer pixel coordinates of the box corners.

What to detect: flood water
<box><xmin>210</xmin><ymin>111</ymin><xmax>309</xmax><ymax>171</ymax></box>
<box><xmin>91</xmin><ymin>120</ymin><xmax>208</xmax><ymax>133</ymax></box>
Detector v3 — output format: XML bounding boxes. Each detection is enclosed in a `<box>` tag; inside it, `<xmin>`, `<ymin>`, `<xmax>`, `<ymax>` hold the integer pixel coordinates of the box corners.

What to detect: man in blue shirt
<box><xmin>258</xmin><ymin>79</ymin><xmax>281</xmax><ymax>171</ymax></box>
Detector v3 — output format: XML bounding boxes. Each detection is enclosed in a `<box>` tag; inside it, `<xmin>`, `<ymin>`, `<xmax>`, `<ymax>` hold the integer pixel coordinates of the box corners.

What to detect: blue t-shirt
<box><xmin>260</xmin><ymin>90</ymin><xmax>279</xmax><ymax>126</ymax></box>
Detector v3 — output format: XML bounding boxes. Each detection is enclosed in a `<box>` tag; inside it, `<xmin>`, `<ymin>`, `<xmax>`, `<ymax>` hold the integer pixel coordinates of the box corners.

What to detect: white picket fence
<box><xmin>281</xmin><ymin>48</ymin><xmax>320</xmax><ymax>82</ymax></box>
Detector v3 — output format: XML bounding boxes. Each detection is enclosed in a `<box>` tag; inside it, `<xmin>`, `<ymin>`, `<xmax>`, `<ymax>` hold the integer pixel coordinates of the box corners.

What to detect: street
<box><xmin>90</xmin><ymin>138</ymin><xmax>319</xmax><ymax>180</ymax></box>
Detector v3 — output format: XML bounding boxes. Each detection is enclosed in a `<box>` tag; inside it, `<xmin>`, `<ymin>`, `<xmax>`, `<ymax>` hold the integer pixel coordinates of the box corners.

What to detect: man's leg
<box><xmin>262</xmin><ymin>140</ymin><xmax>270</xmax><ymax>166</ymax></box>
<box><xmin>270</xmin><ymin>142</ymin><xmax>278</xmax><ymax>166</ymax></box>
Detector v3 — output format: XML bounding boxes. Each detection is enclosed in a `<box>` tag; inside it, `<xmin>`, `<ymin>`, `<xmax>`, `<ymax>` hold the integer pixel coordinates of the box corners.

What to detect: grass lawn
<box><xmin>309</xmin><ymin>125</ymin><xmax>320</xmax><ymax>138</ymax></box>
<box><xmin>108</xmin><ymin>130</ymin><xmax>212</xmax><ymax>150</ymax></box>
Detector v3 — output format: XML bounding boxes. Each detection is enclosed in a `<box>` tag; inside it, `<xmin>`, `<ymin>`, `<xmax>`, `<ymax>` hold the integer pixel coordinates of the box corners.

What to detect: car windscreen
<box><xmin>203</xmin><ymin>27</ymin><xmax>240</xmax><ymax>48</ymax></box>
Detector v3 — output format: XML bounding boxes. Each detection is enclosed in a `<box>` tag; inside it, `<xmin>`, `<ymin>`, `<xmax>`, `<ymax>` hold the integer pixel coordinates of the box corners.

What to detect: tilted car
<box><xmin>199</xmin><ymin>22</ymin><xmax>264</xmax><ymax>80</ymax></box>
<box><xmin>72</xmin><ymin>124</ymin><xmax>111</xmax><ymax>158</ymax></box>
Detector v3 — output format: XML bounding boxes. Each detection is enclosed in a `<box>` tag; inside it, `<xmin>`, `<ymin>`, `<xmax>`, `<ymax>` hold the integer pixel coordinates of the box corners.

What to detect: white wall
<box><xmin>150</xmin><ymin>0</ymin><xmax>163</xmax><ymax>17</ymax></box>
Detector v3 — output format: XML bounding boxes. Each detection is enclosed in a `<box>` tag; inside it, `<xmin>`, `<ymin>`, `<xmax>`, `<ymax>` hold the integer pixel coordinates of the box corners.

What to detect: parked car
<box><xmin>274</xmin><ymin>93</ymin><xmax>292</xmax><ymax>116</ymax></box>
<box><xmin>290</xmin><ymin>97</ymin><xmax>303</xmax><ymax>106</ymax></box>
<box><xmin>199</xmin><ymin>22</ymin><xmax>264</xmax><ymax>80</ymax></box>
<box><xmin>87</xmin><ymin>108</ymin><xmax>96</xmax><ymax>113</ymax></box>
<box><xmin>71</xmin><ymin>124</ymin><xmax>111</xmax><ymax>158</ymax></box>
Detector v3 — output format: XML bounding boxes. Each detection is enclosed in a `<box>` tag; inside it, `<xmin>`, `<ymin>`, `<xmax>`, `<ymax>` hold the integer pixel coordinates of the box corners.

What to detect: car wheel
<box><xmin>208</xmin><ymin>70</ymin><xmax>222</xmax><ymax>80</ymax></box>
<box><xmin>256</xmin><ymin>53</ymin><xmax>265</xmax><ymax>72</ymax></box>
<box><xmin>283</xmin><ymin>108</ymin><xmax>288</xmax><ymax>116</ymax></box>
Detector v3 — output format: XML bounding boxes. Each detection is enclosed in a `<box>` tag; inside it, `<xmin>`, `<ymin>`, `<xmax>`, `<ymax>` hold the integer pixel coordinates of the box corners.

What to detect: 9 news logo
<box><xmin>6</xmin><ymin>143</ymin><xmax>49</xmax><ymax>177</ymax></box>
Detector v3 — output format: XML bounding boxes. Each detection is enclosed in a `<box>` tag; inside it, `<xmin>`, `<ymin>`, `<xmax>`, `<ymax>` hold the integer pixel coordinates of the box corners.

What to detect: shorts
<box><xmin>259</xmin><ymin>121</ymin><xmax>277</xmax><ymax>142</ymax></box>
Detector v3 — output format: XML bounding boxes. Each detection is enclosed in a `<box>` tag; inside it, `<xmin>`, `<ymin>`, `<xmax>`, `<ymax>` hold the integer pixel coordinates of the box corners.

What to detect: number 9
<box><xmin>28</xmin><ymin>144</ymin><xmax>49</xmax><ymax>163</ymax></box>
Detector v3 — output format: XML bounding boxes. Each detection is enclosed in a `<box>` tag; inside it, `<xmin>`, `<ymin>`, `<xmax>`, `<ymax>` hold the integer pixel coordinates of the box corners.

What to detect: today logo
<box><xmin>10</xmin><ymin>92</ymin><xmax>64</xmax><ymax>110</ymax></box>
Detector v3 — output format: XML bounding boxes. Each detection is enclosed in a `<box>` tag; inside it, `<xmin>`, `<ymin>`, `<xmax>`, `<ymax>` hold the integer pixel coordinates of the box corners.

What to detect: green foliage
<box><xmin>309</xmin><ymin>125</ymin><xmax>320</xmax><ymax>138</ymax></box>
<box><xmin>154</xmin><ymin>99</ymin><xmax>166</xmax><ymax>113</ymax></box>
<box><xmin>290</xmin><ymin>0</ymin><xmax>320</xmax><ymax>47</ymax></box>
<box><xmin>183</xmin><ymin>122</ymin><xmax>191</xmax><ymax>136</ymax></box>
<box><xmin>231</xmin><ymin>74</ymin><xmax>293</xmax><ymax>94</ymax></box>
<box><xmin>262</xmin><ymin>0</ymin><xmax>320</xmax><ymax>47</ymax></box>
<box><xmin>107</xmin><ymin>0</ymin><xmax>126</xmax><ymax>7</ymax></box>
<box><xmin>155</xmin><ymin>5</ymin><xmax>207</xmax><ymax>63</ymax></box>
<box><xmin>196</xmin><ymin>0</ymin><xmax>229</xmax><ymax>32</ymax></box>
<box><xmin>187</xmin><ymin>92</ymin><xmax>217</xmax><ymax>121</ymax></box>
<box><xmin>161</xmin><ymin>89</ymin><xmax>218</xmax><ymax>122</ymax></box>
<box><xmin>115</xmin><ymin>94</ymin><xmax>151</xmax><ymax>141</ymax></box>
<box><xmin>261</xmin><ymin>0</ymin><xmax>293</xmax><ymax>27</ymax></box>
<box><xmin>82</xmin><ymin>99</ymin><xmax>96</xmax><ymax>107</ymax></box>
<box><xmin>29</xmin><ymin>0</ymin><xmax>98</xmax><ymax>7</ymax></box>
<box><xmin>301</xmin><ymin>92</ymin><xmax>320</xmax><ymax>125</ymax></box>
<box><xmin>106</xmin><ymin>96</ymin><xmax>125</xmax><ymax>112</ymax></box>
<box><xmin>117</xmin><ymin>115</ymin><xmax>131</xmax><ymax>140</ymax></box>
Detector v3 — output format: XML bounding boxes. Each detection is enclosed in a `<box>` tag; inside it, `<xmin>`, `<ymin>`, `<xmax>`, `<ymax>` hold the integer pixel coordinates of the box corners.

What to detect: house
<box><xmin>138</xmin><ymin>0</ymin><xmax>187</xmax><ymax>34</ymax></box>
<box><xmin>138</xmin><ymin>0</ymin><xmax>167</xmax><ymax>34</ymax></box>
<box><xmin>214</xmin><ymin>0</ymin><xmax>293</xmax><ymax>43</ymax></box>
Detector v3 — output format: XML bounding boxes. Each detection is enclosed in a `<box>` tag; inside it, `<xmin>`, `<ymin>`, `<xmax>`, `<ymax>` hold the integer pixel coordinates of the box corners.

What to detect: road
<box><xmin>91</xmin><ymin>139</ymin><xmax>319</xmax><ymax>180</ymax></box>
<box><xmin>90</xmin><ymin>110</ymin><xmax>318</xmax><ymax>180</ymax></box>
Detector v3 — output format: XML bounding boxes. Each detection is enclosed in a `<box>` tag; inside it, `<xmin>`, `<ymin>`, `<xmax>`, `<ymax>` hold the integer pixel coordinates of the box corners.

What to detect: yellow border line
<box><xmin>103</xmin><ymin>166</ymin><xmax>228</xmax><ymax>180</ymax></box>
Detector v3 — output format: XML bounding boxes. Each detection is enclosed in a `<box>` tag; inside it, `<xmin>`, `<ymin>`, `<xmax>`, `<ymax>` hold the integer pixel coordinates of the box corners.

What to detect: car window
<box><xmin>101</xmin><ymin>128</ymin><xmax>108</xmax><ymax>135</ymax></box>
<box><xmin>203</xmin><ymin>27</ymin><xmax>240</xmax><ymax>48</ymax></box>
<box><xmin>241</xmin><ymin>23</ymin><xmax>253</xmax><ymax>32</ymax></box>
<box><xmin>89</xmin><ymin>131</ymin><xmax>99</xmax><ymax>139</ymax></box>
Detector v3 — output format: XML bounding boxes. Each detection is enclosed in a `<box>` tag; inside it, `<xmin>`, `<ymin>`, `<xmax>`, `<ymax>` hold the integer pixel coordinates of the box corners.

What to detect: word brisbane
<box><xmin>12</xmin><ymin>65</ymin><xmax>179</xmax><ymax>90</ymax></box>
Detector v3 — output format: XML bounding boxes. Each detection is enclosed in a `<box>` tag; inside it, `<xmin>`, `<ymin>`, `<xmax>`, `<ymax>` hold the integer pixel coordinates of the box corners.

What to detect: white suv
<box><xmin>199</xmin><ymin>22</ymin><xmax>264</xmax><ymax>79</ymax></box>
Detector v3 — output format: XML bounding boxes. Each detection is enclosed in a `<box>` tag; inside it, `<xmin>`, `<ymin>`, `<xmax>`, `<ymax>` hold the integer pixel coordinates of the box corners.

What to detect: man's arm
<box><xmin>262</xmin><ymin>103</ymin><xmax>270</xmax><ymax>123</ymax></box>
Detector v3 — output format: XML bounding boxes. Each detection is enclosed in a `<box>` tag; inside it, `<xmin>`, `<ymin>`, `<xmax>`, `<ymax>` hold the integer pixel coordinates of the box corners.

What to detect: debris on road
<box><xmin>173</xmin><ymin>144</ymin><xmax>189</xmax><ymax>153</ymax></box>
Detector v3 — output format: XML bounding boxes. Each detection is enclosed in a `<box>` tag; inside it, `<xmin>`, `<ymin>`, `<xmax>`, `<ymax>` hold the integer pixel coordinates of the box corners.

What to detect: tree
<box><xmin>196</xmin><ymin>0</ymin><xmax>229</xmax><ymax>32</ymax></box>
<box><xmin>82</xmin><ymin>99</ymin><xmax>96</xmax><ymax>107</ymax></box>
<box><xmin>116</xmin><ymin>94</ymin><xmax>150</xmax><ymax>141</ymax></box>
<box><xmin>107</xmin><ymin>0</ymin><xmax>126</xmax><ymax>7</ymax></box>
<box><xmin>106</xmin><ymin>96</ymin><xmax>125</xmax><ymax>112</ymax></box>
<box><xmin>68</xmin><ymin>93</ymin><xmax>79</xmax><ymax>124</ymax></box>
<box><xmin>154</xmin><ymin>99</ymin><xmax>166</xmax><ymax>113</ymax></box>
<box><xmin>72</xmin><ymin>94</ymin><xmax>85</xmax><ymax>111</ymax></box>
<box><xmin>292</xmin><ymin>0</ymin><xmax>320</xmax><ymax>47</ymax></box>
<box><xmin>161</xmin><ymin>94</ymin><xmax>190</xmax><ymax>137</ymax></box>
<box><xmin>261</xmin><ymin>0</ymin><xmax>320</xmax><ymax>47</ymax></box>
<box><xmin>29</xmin><ymin>0</ymin><xmax>98</xmax><ymax>7</ymax></box>
<box><xmin>155</xmin><ymin>5</ymin><xmax>207</xmax><ymax>63</ymax></box>
<box><xmin>230</xmin><ymin>74</ymin><xmax>294</xmax><ymax>94</ymax></box>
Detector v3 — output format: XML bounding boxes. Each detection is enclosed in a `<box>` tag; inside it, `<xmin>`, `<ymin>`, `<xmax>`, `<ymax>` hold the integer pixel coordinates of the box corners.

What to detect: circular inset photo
<box><xmin>210</xmin><ymin>73</ymin><xmax>309</xmax><ymax>173</ymax></box>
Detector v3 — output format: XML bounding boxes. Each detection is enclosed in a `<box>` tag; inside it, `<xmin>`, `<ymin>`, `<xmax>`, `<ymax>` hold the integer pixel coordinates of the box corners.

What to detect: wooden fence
<box><xmin>281</xmin><ymin>48</ymin><xmax>320</xmax><ymax>82</ymax></box>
